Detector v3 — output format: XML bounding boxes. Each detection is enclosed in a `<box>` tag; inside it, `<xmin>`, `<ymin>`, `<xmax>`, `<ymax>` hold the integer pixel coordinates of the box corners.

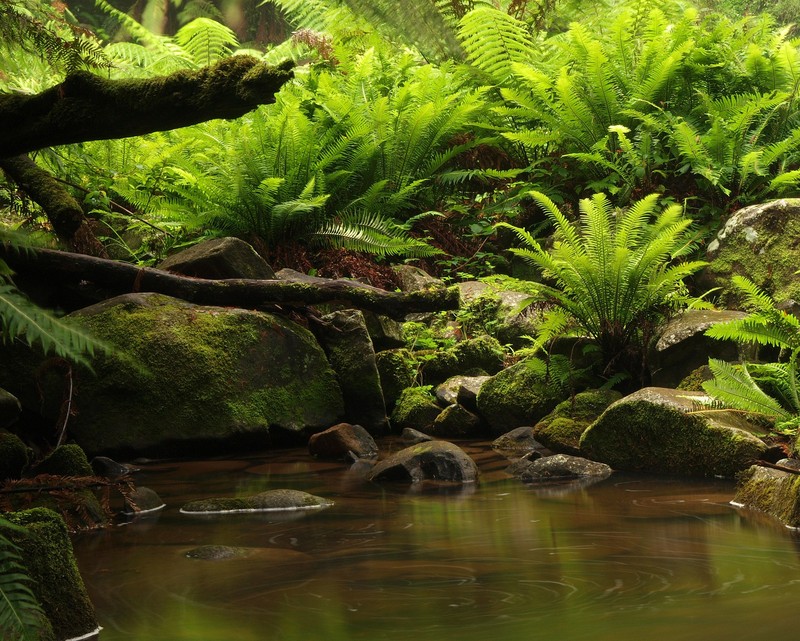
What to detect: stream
<box><xmin>72</xmin><ymin>440</ymin><xmax>800</xmax><ymax>641</ymax></box>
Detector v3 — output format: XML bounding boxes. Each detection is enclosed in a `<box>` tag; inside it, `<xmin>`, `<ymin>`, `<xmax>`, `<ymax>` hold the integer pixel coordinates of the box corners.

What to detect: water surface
<box><xmin>72</xmin><ymin>441</ymin><xmax>800</xmax><ymax>641</ymax></box>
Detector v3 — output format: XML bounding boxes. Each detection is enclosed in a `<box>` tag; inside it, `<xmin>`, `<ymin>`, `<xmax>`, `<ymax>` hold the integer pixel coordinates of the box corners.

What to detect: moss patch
<box><xmin>390</xmin><ymin>386</ymin><xmax>442</xmax><ymax>431</ymax></box>
<box><xmin>732</xmin><ymin>465</ymin><xmax>800</xmax><ymax>528</ymax></box>
<box><xmin>533</xmin><ymin>389</ymin><xmax>622</xmax><ymax>455</ymax></box>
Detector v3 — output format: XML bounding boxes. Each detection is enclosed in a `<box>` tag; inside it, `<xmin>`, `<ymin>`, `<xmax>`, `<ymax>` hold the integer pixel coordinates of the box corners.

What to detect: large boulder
<box><xmin>157</xmin><ymin>236</ymin><xmax>275</xmax><ymax>279</ymax></box>
<box><xmin>367</xmin><ymin>440</ymin><xmax>479</xmax><ymax>484</ymax></box>
<box><xmin>701</xmin><ymin>199</ymin><xmax>800</xmax><ymax>305</ymax></box>
<box><xmin>476</xmin><ymin>357</ymin><xmax>563</xmax><ymax>435</ymax></box>
<box><xmin>6</xmin><ymin>507</ymin><xmax>99</xmax><ymax>641</ymax></box>
<box><xmin>732</xmin><ymin>462</ymin><xmax>800</xmax><ymax>528</ymax></box>
<box><xmin>649</xmin><ymin>309</ymin><xmax>750</xmax><ymax>388</ymax></box>
<box><xmin>312</xmin><ymin>309</ymin><xmax>388</xmax><ymax>433</ymax></box>
<box><xmin>533</xmin><ymin>389</ymin><xmax>621</xmax><ymax>455</ymax></box>
<box><xmin>580</xmin><ymin>387</ymin><xmax>768</xmax><ymax>478</ymax></box>
<box><xmin>2</xmin><ymin>293</ymin><xmax>344</xmax><ymax>457</ymax></box>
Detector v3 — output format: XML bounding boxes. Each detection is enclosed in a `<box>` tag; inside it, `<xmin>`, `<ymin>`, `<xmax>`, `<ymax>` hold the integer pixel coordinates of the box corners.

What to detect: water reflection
<box><xmin>73</xmin><ymin>442</ymin><xmax>800</xmax><ymax>641</ymax></box>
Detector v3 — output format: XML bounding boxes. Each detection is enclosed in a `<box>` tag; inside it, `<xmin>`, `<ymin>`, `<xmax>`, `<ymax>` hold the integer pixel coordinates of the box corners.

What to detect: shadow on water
<box><xmin>72</xmin><ymin>440</ymin><xmax>800</xmax><ymax>641</ymax></box>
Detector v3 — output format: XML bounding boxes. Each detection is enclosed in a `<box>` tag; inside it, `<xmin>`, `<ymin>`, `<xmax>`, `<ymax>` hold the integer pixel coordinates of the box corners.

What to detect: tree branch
<box><xmin>0</xmin><ymin>246</ymin><xmax>459</xmax><ymax>320</ymax></box>
<box><xmin>0</xmin><ymin>56</ymin><xmax>294</xmax><ymax>158</ymax></box>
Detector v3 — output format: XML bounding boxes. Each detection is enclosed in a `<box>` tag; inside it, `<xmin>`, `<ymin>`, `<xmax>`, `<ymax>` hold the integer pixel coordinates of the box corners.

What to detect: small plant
<box><xmin>703</xmin><ymin>275</ymin><xmax>800</xmax><ymax>433</ymax></box>
<box><xmin>498</xmin><ymin>190</ymin><xmax>706</xmax><ymax>383</ymax></box>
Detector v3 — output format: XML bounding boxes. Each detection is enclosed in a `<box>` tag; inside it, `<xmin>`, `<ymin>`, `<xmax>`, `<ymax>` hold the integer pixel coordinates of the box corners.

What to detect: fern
<box><xmin>174</xmin><ymin>17</ymin><xmax>239</xmax><ymax>67</ymax></box>
<box><xmin>0</xmin><ymin>518</ymin><xmax>47</xmax><ymax>641</ymax></box>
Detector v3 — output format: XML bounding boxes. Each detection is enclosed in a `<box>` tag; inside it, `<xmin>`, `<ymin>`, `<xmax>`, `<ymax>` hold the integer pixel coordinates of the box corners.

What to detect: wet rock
<box><xmin>312</xmin><ymin>309</ymin><xmax>388</xmax><ymax>434</ymax></box>
<box><xmin>180</xmin><ymin>489</ymin><xmax>333</xmax><ymax>514</ymax></box>
<box><xmin>507</xmin><ymin>453</ymin><xmax>612</xmax><ymax>481</ymax></box>
<box><xmin>476</xmin><ymin>357</ymin><xmax>563</xmax><ymax>435</ymax></box>
<box><xmin>32</xmin><ymin>443</ymin><xmax>93</xmax><ymax>477</ymax></box>
<box><xmin>533</xmin><ymin>389</ymin><xmax>621</xmax><ymax>455</ymax></box>
<box><xmin>368</xmin><ymin>440</ymin><xmax>479</xmax><ymax>484</ymax></box>
<box><xmin>732</xmin><ymin>464</ymin><xmax>800</xmax><ymax>528</ymax></box>
<box><xmin>124</xmin><ymin>486</ymin><xmax>165</xmax><ymax>515</ymax></box>
<box><xmin>430</xmin><ymin>403</ymin><xmax>483</xmax><ymax>438</ymax></box>
<box><xmin>1</xmin><ymin>293</ymin><xmax>344</xmax><ymax>457</ymax></box>
<box><xmin>157</xmin><ymin>236</ymin><xmax>275</xmax><ymax>279</ymax></box>
<box><xmin>91</xmin><ymin>455</ymin><xmax>136</xmax><ymax>480</ymax></box>
<box><xmin>6</xmin><ymin>507</ymin><xmax>99</xmax><ymax>641</ymax></box>
<box><xmin>308</xmin><ymin>423</ymin><xmax>379</xmax><ymax>461</ymax></box>
<box><xmin>0</xmin><ymin>431</ymin><xmax>29</xmax><ymax>479</ymax></box>
<box><xmin>401</xmin><ymin>427</ymin><xmax>434</xmax><ymax>444</ymax></box>
<box><xmin>649</xmin><ymin>310</ymin><xmax>750</xmax><ymax>388</ymax></box>
<box><xmin>580</xmin><ymin>387</ymin><xmax>768</xmax><ymax>478</ymax></box>
<box><xmin>491</xmin><ymin>426</ymin><xmax>544</xmax><ymax>457</ymax></box>
<box><xmin>390</xmin><ymin>387</ymin><xmax>442</xmax><ymax>432</ymax></box>
<box><xmin>186</xmin><ymin>544</ymin><xmax>254</xmax><ymax>560</ymax></box>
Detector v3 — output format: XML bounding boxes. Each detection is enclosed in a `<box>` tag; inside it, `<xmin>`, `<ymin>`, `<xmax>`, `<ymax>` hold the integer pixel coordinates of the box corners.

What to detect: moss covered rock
<box><xmin>476</xmin><ymin>358</ymin><xmax>563</xmax><ymax>435</ymax></box>
<box><xmin>701</xmin><ymin>199</ymin><xmax>800</xmax><ymax>305</ymax></box>
<box><xmin>33</xmin><ymin>443</ymin><xmax>93</xmax><ymax>477</ymax></box>
<box><xmin>0</xmin><ymin>430</ymin><xmax>29</xmax><ymax>479</ymax></box>
<box><xmin>420</xmin><ymin>335</ymin><xmax>505</xmax><ymax>385</ymax></box>
<box><xmin>157</xmin><ymin>236</ymin><xmax>275</xmax><ymax>279</ymax></box>
<box><xmin>580</xmin><ymin>387</ymin><xmax>768</xmax><ymax>478</ymax></box>
<box><xmin>375</xmin><ymin>348</ymin><xmax>417</xmax><ymax>411</ymax></box>
<box><xmin>367</xmin><ymin>440</ymin><xmax>479</xmax><ymax>484</ymax></box>
<box><xmin>6</xmin><ymin>507</ymin><xmax>98</xmax><ymax>641</ymax></box>
<box><xmin>180</xmin><ymin>489</ymin><xmax>332</xmax><ymax>514</ymax></box>
<box><xmin>12</xmin><ymin>293</ymin><xmax>344</xmax><ymax>457</ymax></box>
<box><xmin>533</xmin><ymin>389</ymin><xmax>622</xmax><ymax>455</ymax></box>
<box><xmin>731</xmin><ymin>463</ymin><xmax>800</xmax><ymax>528</ymax></box>
<box><xmin>430</xmin><ymin>403</ymin><xmax>483</xmax><ymax>438</ymax></box>
<box><xmin>390</xmin><ymin>386</ymin><xmax>442</xmax><ymax>432</ymax></box>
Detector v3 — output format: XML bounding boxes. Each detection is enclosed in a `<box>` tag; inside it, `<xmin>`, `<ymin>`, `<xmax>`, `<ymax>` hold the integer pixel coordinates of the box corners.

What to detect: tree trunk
<box><xmin>0</xmin><ymin>56</ymin><xmax>294</xmax><ymax>158</ymax></box>
<box><xmin>0</xmin><ymin>246</ymin><xmax>459</xmax><ymax>320</ymax></box>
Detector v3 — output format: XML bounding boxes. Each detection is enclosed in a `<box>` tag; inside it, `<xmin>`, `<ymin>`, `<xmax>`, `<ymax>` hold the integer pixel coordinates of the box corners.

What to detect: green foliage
<box><xmin>703</xmin><ymin>276</ymin><xmax>800</xmax><ymax>432</ymax></box>
<box><xmin>498</xmin><ymin>191</ymin><xmax>706</xmax><ymax>380</ymax></box>
<box><xmin>0</xmin><ymin>517</ymin><xmax>46</xmax><ymax>641</ymax></box>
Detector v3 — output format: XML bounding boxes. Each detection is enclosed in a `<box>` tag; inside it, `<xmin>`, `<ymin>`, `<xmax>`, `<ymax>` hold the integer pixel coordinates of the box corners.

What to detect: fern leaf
<box><xmin>0</xmin><ymin>524</ymin><xmax>46</xmax><ymax>641</ymax></box>
<box><xmin>702</xmin><ymin>359</ymin><xmax>791</xmax><ymax>420</ymax></box>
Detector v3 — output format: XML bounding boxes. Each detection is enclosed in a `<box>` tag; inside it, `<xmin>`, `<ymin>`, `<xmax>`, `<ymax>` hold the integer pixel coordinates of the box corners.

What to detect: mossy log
<box><xmin>0</xmin><ymin>245</ymin><xmax>460</xmax><ymax>319</ymax></box>
<box><xmin>0</xmin><ymin>56</ymin><xmax>293</xmax><ymax>158</ymax></box>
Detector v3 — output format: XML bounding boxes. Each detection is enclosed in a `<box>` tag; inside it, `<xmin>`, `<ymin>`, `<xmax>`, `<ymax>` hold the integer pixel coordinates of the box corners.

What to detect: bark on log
<box><xmin>0</xmin><ymin>246</ymin><xmax>459</xmax><ymax>320</ymax></box>
<box><xmin>0</xmin><ymin>56</ymin><xmax>294</xmax><ymax>158</ymax></box>
<box><xmin>0</xmin><ymin>155</ymin><xmax>107</xmax><ymax>256</ymax></box>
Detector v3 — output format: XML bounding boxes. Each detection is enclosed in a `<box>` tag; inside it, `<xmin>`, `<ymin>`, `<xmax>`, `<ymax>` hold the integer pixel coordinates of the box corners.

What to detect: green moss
<box><xmin>580</xmin><ymin>399</ymin><xmax>766</xmax><ymax>477</ymax></box>
<box><xmin>421</xmin><ymin>335</ymin><xmax>505</xmax><ymax>384</ymax></box>
<box><xmin>390</xmin><ymin>386</ymin><xmax>441</xmax><ymax>431</ymax></box>
<box><xmin>0</xmin><ymin>431</ymin><xmax>29</xmax><ymax>479</ymax></box>
<box><xmin>733</xmin><ymin>465</ymin><xmax>800</xmax><ymax>527</ymax></box>
<box><xmin>376</xmin><ymin>349</ymin><xmax>417</xmax><ymax>410</ymax></box>
<box><xmin>533</xmin><ymin>389</ymin><xmax>621</xmax><ymax>454</ymax></box>
<box><xmin>676</xmin><ymin>365</ymin><xmax>713</xmax><ymax>391</ymax></box>
<box><xmin>34</xmin><ymin>444</ymin><xmax>93</xmax><ymax>477</ymax></box>
<box><xmin>6</xmin><ymin>508</ymin><xmax>97</xmax><ymax>640</ymax></box>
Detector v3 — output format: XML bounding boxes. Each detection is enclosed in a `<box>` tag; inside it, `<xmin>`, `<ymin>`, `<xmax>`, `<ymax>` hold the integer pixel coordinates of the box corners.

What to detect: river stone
<box><xmin>180</xmin><ymin>489</ymin><xmax>333</xmax><ymax>514</ymax></box>
<box><xmin>491</xmin><ymin>426</ymin><xmax>543</xmax><ymax>457</ymax></box>
<box><xmin>4</xmin><ymin>293</ymin><xmax>344</xmax><ymax>457</ymax></box>
<box><xmin>580</xmin><ymin>387</ymin><xmax>768</xmax><ymax>478</ymax></box>
<box><xmin>533</xmin><ymin>389</ymin><xmax>621</xmax><ymax>456</ymax></box>
<box><xmin>308</xmin><ymin>422</ymin><xmax>379</xmax><ymax>461</ymax></box>
<box><xmin>508</xmin><ymin>453</ymin><xmax>612</xmax><ymax>481</ymax></box>
<box><xmin>368</xmin><ymin>440</ymin><xmax>479</xmax><ymax>484</ymax></box>
<box><xmin>157</xmin><ymin>236</ymin><xmax>275</xmax><ymax>280</ymax></box>
<box><xmin>649</xmin><ymin>309</ymin><xmax>750</xmax><ymax>388</ymax></box>
<box><xmin>401</xmin><ymin>427</ymin><xmax>434</xmax><ymax>444</ymax></box>
<box><xmin>6</xmin><ymin>507</ymin><xmax>99</xmax><ymax>641</ymax></box>
<box><xmin>124</xmin><ymin>486</ymin><xmax>166</xmax><ymax>515</ymax></box>
<box><xmin>700</xmin><ymin>198</ymin><xmax>800</xmax><ymax>305</ymax></box>
<box><xmin>91</xmin><ymin>455</ymin><xmax>135</xmax><ymax>480</ymax></box>
<box><xmin>390</xmin><ymin>387</ymin><xmax>442</xmax><ymax>432</ymax></box>
<box><xmin>430</xmin><ymin>403</ymin><xmax>483</xmax><ymax>438</ymax></box>
<box><xmin>185</xmin><ymin>544</ymin><xmax>255</xmax><ymax>560</ymax></box>
<box><xmin>731</xmin><ymin>464</ymin><xmax>800</xmax><ymax>528</ymax></box>
<box><xmin>312</xmin><ymin>309</ymin><xmax>388</xmax><ymax>434</ymax></box>
<box><xmin>476</xmin><ymin>357</ymin><xmax>563</xmax><ymax>435</ymax></box>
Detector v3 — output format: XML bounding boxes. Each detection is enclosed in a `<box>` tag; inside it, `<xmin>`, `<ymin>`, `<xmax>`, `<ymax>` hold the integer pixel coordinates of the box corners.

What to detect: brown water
<box><xmin>72</xmin><ymin>441</ymin><xmax>800</xmax><ymax>641</ymax></box>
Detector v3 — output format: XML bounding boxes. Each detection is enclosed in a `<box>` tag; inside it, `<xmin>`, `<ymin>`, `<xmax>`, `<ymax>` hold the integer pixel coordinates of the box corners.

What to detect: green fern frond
<box><xmin>702</xmin><ymin>358</ymin><xmax>792</xmax><ymax>421</ymax></box>
<box><xmin>175</xmin><ymin>17</ymin><xmax>238</xmax><ymax>67</ymax></box>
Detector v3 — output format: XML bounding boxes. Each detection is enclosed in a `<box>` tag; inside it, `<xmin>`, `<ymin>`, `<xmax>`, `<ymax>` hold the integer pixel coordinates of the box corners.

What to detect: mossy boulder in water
<box><xmin>476</xmin><ymin>358</ymin><xmax>563</xmax><ymax>435</ymax></box>
<box><xmin>180</xmin><ymin>489</ymin><xmax>332</xmax><ymax>514</ymax></box>
<box><xmin>9</xmin><ymin>293</ymin><xmax>343</xmax><ymax>457</ymax></box>
<box><xmin>732</xmin><ymin>462</ymin><xmax>800</xmax><ymax>528</ymax></box>
<box><xmin>533</xmin><ymin>389</ymin><xmax>621</xmax><ymax>455</ymax></box>
<box><xmin>580</xmin><ymin>387</ymin><xmax>767</xmax><ymax>478</ymax></box>
<box><xmin>701</xmin><ymin>199</ymin><xmax>800</xmax><ymax>305</ymax></box>
<box><xmin>6</xmin><ymin>507</ymin><xmax>99</xmax><ymax>641</ymax></box>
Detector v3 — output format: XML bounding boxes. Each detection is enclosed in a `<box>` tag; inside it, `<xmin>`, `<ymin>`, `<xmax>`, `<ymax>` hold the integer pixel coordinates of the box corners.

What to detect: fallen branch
<box><xmin>0</xmin><ymin>245</ymin><xmax>459</xmax><ymax>319</ymax></box>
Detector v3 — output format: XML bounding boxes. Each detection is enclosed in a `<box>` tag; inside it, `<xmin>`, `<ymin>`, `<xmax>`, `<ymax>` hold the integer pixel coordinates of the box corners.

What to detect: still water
<box><xmin>72</xmin><ymin>441</ymin><xmax>800</xmax><ymax>641</ymax></box>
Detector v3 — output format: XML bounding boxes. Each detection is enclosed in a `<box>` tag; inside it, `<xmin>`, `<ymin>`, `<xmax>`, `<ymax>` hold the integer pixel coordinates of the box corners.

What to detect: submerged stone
<box><xmin>507</xmin><ymin>453</ymin><xmax>612</xmax><ymax>481</ymax></box>
<box><xmin>367</xmin><ymin>440</ymin><xmax>479</xmax><ymax>484</ymax></box>
<box><xmin>180</xmin><ymin>489</ymin><xmax>333</xmax><ymax>514</ymax></box>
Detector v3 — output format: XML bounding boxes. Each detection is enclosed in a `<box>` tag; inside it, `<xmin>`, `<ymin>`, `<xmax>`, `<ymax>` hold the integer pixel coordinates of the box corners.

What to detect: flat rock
<box><xmin>180</xmin><ymin>489</ymin><xmax>333</xmax><ymax>514</ymax></box>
